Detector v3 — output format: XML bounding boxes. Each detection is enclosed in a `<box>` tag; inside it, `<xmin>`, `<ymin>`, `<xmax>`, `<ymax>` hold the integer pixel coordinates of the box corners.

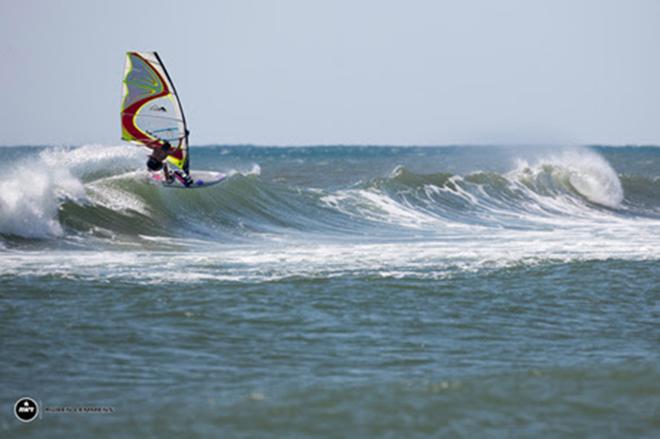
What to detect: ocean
<box><xmin>1</xmin><ymin>144</ymin><xmax>659</xmax><ymax>437</ymax></box>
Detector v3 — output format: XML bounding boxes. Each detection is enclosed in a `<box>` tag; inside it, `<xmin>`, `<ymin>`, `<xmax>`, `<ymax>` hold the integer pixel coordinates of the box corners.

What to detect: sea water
<box><xmin>1</xmin><ymin>145</ymin><xmax>659</xmax><ymax>437</ymax></box>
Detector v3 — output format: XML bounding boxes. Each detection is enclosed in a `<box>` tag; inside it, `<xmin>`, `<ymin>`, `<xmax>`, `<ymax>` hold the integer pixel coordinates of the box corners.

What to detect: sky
<box><xmin>1</xmin><ymin>0</ymin><xmax>659</xmax><ymax>146</ymax></box>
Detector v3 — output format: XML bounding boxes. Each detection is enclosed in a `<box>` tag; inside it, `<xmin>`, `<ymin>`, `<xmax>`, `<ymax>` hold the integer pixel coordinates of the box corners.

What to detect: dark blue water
<box><xmin>1</xmin><ymin>145</ymin><xmax>659</xmax><ymax>437</ymax></box>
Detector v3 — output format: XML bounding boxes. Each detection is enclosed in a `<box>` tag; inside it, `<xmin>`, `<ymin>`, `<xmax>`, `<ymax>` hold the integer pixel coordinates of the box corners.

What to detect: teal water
<box><xmin>1</xmin><ymin>145</ymin><xmax>659</xmax><ymax>437</ymax></box>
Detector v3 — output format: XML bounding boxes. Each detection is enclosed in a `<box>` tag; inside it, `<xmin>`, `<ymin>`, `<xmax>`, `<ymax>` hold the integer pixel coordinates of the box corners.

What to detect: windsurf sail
<box><xmin>121</xmin><ymin>51</ymin><xmax>189</xmax><ymax>172</ymax></box>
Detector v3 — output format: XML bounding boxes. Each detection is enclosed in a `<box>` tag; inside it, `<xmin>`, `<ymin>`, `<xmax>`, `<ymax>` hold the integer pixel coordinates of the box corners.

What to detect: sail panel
<box><xmin>121</xmin><ymin>52</ymin><xmax>189</xmax><ymax>171</ymax></box>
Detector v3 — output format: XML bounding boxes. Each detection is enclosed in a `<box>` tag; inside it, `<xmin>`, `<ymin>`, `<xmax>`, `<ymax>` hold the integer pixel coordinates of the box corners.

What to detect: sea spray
<box><xmin>0</xmin><ymin>163</ymin><xmax>85</xmax><ymax>238</ymax></box>
<box><xmin>509</xmin><ymin>149</ymin><xmax>624</xmax><ymax>208</ymax></box>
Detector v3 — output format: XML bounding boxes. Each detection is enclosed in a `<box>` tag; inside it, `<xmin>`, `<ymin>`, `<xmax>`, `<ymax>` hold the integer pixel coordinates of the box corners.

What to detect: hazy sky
<box><xmin>1</xmin><ymin>0</ymin><xmax>659</xmax><ymax>146</ymax></box>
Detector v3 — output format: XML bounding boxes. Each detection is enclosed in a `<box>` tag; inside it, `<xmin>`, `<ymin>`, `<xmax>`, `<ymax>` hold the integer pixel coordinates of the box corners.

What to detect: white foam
<box><xmin>227</xmin><ymin>163</ymin><xmax>261</xmax><ymax>177</ymax></box>
<box><xmin>0</xmin><ymin>161</ymin><xmax>86</xmax><ymax>238</ymax></box>
<box><xmin>3</xmin><ymin>220</ymin><xmax>660</xmax><ymax>282</ymax></box>
<box><xmin>320</xmin><ymin>148</ymin><xmax>628</xmax><ymax>233</ymax></box>
<box><xmin>321</xmin><ymin>188</ymin><xmax>448</xmax><ymax>229</ymax></box>
<box><xmin>508</xmin><ymin>149</ymin><xmax>624</xmax><ymax>208</ymax></box>
<box><xmin>40</xmin><ymin>144</ymin><xmax>143</xmax><ymax>177</ymax></box>
<box><xmin>0</xmin><ymin>144</ymin><xmax>144</xmax><ymax>238</ymax></box>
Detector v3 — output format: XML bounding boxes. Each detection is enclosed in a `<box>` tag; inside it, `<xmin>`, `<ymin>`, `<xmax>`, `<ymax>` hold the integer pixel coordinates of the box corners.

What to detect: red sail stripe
<box><xmin>121</xmin><ymin>52</ymin><xmax>170</xmax><ymax>150</ymax></box>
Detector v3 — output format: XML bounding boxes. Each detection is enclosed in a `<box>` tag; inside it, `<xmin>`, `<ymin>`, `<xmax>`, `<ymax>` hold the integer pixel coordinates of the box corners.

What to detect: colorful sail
<box><xmin>121</xmin><ymin>52</ymin><xmax>189</xmax><ymax>172</ymax></box>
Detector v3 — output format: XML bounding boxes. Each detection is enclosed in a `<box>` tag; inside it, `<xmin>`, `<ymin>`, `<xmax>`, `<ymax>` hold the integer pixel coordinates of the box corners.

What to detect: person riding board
<box><xmin>146</xmin><ymin>138</ymin><xmax>194</xmax><ymax>187</ymax></box>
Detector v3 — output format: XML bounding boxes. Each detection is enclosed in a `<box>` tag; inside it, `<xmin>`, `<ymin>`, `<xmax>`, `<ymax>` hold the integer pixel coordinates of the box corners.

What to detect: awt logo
<box><xmin>14</xmin><ymin>397</ymin><xmax>39</xmax><ymax>423</ymax></box>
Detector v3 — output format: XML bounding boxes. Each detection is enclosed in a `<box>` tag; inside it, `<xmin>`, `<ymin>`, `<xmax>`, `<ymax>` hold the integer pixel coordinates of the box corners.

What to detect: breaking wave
<box><xmin>0</xmin><ymin>145</ymin><xmax>658</xmax><ymax>244</ymax></box>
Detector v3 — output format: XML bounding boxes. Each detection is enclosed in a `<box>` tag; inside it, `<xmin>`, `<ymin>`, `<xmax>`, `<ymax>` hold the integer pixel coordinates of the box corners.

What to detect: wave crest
<box><xmin>0</xmin><ymin>145</ymin><xmax>652</xmax><ymax>243</ymax></box>
<box><xmin>0</xmin><ymin>162</ymin><xmax>86</xmax><ymax>238</ymax></box>
<box><xmin>509</xmin><ymin>150</ymin><xmax>624</xmax><ymax>208</ymax></box>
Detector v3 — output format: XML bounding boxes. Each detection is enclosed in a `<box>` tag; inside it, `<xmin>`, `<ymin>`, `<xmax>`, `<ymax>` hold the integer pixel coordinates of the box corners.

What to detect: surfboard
<box><xmin>149</xmin><ymin>171</ymin><xmax>227</xmax><ymax>189</ymax></box>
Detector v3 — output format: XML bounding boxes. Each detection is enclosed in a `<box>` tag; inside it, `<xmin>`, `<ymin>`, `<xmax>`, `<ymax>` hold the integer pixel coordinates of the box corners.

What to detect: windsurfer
<box><xmin>146</xmin><ymin>141</ymin><xmax>194</xmax><ymax>186</ymax></box>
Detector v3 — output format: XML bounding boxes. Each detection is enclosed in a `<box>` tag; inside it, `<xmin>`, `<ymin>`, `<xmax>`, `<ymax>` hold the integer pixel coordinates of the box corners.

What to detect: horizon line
<box><xmin>1</xmin><ymin>143</ymin><xmax>660</xmax><ymax>149</ymax></box>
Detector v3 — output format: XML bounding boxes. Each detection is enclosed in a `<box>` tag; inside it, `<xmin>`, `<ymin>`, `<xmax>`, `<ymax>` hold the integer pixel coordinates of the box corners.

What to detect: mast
<box><xmin>154</xmin><ymin>52</ymin><xmax>190</xmax><ymax>172</ymax></box>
